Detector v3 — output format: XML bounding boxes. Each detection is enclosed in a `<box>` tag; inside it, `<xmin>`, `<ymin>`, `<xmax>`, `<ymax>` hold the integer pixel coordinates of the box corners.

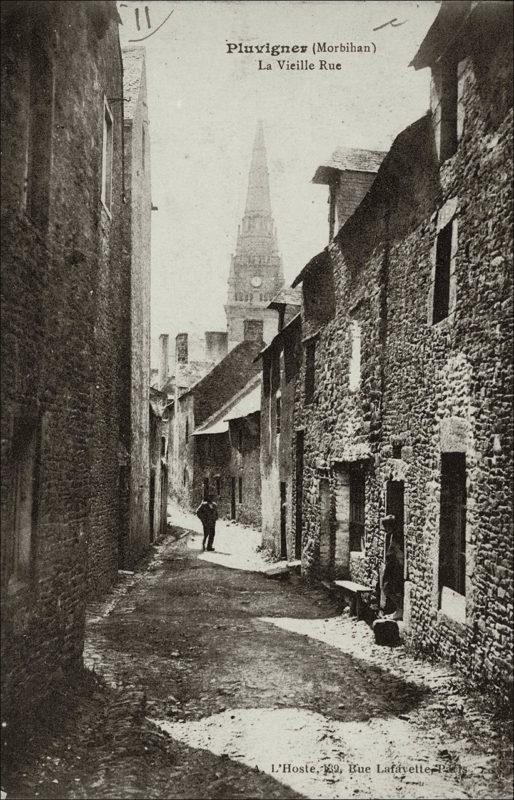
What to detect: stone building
<box><xmin>259</xmin><ymin>288</ymin><xmax>303</xmax><ymax>559</ymax></box>
<box><xmin>193</xmin><ymin>374</ymin><xmax>262</xmax><ymax>527</ymax></box>
<box><xmin>121</xmin><ymin>46</ymin><xmax>152</xmax><ymax>567</ymax></box>
<box><xmin>158</xmin><ymin>331</ymin><xmax>228</xmax><ymax>400</ymax></box>
<box><xmin>225</xmin><ymin>121</ymin><xmax>284</xmax><ymax>349</ymax></box>
<box><xmin>0</xmin><ymin>1</ymin><xmax>129</xmax><ymax>719</ymax></box>
<box><xmin>168</xmin><ymin>330</ymin><xmax>263</xmax><ymax>511</ymax></box>
<box><xmin>292</xmin><ymin>0</ymin><xmax>513</xmax><ymax>695</ymax></box>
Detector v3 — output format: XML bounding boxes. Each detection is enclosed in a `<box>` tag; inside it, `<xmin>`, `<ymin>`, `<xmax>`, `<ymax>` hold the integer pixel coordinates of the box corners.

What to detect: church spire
<box><xmin>244</xmin><ymin>120</ymin><xmax>272</xmax><ymax>217</ymax></box>
<box><xmin>225</xmin><ymin>120</ymin><xmax>284</xmax><ymax>348</ymax></box>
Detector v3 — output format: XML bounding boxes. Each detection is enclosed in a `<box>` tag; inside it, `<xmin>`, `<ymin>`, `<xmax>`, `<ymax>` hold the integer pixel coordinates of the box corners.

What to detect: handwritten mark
<box><xmin>373</xmin><ymin>18</ymin><xmax>407</xmax><ymax>31</ymax></box>
<box><xmin>128</xmin><ymin>8</ymin><xmax>174</xmax><ymax>42</ymax></box>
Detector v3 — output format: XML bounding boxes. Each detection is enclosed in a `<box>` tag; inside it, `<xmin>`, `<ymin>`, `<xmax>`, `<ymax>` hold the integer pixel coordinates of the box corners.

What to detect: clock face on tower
<box><xmin>251</xmin><ymin>276</ymin><xmax>262</xmax><ymax>288</ymax></box>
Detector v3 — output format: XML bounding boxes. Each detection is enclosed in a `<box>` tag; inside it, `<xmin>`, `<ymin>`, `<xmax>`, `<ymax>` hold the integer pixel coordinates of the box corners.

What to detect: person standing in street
<box><xmin>196</xmin><ymin>494</ymin><xmax>218</xmax><ymax>551</ymax></box>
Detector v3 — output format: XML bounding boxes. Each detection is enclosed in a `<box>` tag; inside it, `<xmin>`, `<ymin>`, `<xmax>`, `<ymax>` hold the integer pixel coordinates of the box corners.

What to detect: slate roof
<box><xmin>267</xmin><ymin>286</ymin><xmax>302</xmax><ymax>309</ymax></box>
<box><xmin>312</xmin><ymin>147</ymin><xmax>386</xmax><ymax>184</ymax></box>
<box><xmin>193</xmin><ymin>374</ymin><xmax>261</xmax><ymax>436</ymax></box>
<box><xmin>122</xmin><ymin>46</ymin><xmax>145</xmax><ymax>121</ymax></box>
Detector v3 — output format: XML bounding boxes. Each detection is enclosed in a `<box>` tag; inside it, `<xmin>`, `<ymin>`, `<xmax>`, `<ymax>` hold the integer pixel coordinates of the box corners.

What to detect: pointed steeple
<box><xmin>244</xmin><ymin>120</ymin><xmax>272</xmax><ymax>217</ymax></box>
<box><xmin>225</xmin><ymin>120</ymin><xmax>284</xmax><ymax>348</ymax></box>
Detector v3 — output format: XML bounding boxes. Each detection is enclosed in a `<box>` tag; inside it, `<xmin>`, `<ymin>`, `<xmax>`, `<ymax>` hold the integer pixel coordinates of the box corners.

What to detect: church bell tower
<box><xmin>225</xmin><ymin>121</ymin><xmax>284</xmax><ymax>347</ymax></box>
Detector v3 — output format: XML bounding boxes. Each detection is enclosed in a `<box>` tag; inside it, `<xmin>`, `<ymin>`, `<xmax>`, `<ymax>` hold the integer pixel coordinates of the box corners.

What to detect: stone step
<box><xmin>262</xmin><ymin>563</ymin><xmax>290</xmax><ymax>578</ymax></box>
<box><xmin>333</xmin><ymin>579</ymin><xmax>373</xmax><ymax>594</ymax></box>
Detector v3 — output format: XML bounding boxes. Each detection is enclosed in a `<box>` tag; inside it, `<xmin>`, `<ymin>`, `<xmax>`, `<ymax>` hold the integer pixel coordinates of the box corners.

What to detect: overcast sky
<box><xmin>117</xmin><ymin>0</ymin><xmax>440</xmax><ymax>366</ymax></box>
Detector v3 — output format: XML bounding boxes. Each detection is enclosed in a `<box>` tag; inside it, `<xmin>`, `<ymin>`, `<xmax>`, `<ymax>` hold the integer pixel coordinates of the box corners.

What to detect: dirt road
<box><xmin>3</xmin><ymin>513</ymin><xmax>512</xmax><ymax>799</ymax></box>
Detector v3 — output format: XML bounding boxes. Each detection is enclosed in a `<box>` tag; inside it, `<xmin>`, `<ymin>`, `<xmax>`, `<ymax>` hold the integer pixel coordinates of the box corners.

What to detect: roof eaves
<box><xmin>192</xmin><ymin>374</ymin><xmax>261</xmax><ymax>432</ymax></box>
<box><xmin>410</xmin><ymin>1</ymin><xmax>473</xmax><ymax>70</ymax></box>
<box><xmin>291</xmin><ymin>248</ymin><xmax>329</xmax><ymax>288</ymax></box>
<box><xmin>254</xmin><ymin>312</ymin><xmax>302</xmax><ymax>361</ymax></box>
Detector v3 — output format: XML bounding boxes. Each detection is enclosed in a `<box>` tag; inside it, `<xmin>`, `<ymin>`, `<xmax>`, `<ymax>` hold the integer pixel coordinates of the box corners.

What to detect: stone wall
<box><xmin>122</xmin><ymin>46</ymin><xmax>152</xmax><ymax>567</ymax></box>
<box><xmin>1</xmin><ymin>1</ymin><xmax>128</xmax><ymax>720</ymax></box>
<box><xmin>228</xmin><ymin>413</ymin><xmax>261</xmax><ymax>528</ymax></box>
<box><xmin>169</xmin><ymin>393</ymin><xmax>195</xmax><ymax>509</ymax></box>
<box><xmin>261</xmin><ymin>316</ymin><xmax>302</xmax><ymax>558</ymax></box>
<box><xmin>294</xmin><ymin>13</ymin><xmax>513</xmax><ymax>695</ymax></box>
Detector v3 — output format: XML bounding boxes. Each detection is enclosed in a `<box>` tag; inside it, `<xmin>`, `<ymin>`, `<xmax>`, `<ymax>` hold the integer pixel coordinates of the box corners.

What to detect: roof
<box><xmin>410</xmin><ymin>1</ymin><xmax>472</xmax><ymax>70</ymax></box>
<box><xmin>122</xmin><ymin>46</ymin><xmax>145</xmax><ymax>120</ymax></box>
<box><xmin>179</xmin><ymin>339</ymin><xmax>261</xmax><ymax>400</ymax></box>
<box><xmin>193</xmin><ymin>375</ymin><xmax>261</xmax><ymax>436</ymax></box>
<box><xmin>255</xmin><ymin>312</ymin><xmax>302</xmax><ymax>360</ymax></box>
<box><xmin>267</xmin><ymin>286</ymin><xmax>302</xmax><ymax>310</ymax></box>
<box><xmin>291</xmin><ymin>249</ymin><xmax>329</xmax><ymax>288</ymax></box>
<box><xmin>312</xmin><ymin>147</ymin><xmax>386</xmax><ymax>184</ymax></box>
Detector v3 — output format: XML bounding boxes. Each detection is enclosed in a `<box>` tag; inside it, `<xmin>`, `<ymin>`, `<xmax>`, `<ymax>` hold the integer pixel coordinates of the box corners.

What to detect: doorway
<box><xmin>149</xmin><ymin>470</ymin><xmax>155</xmax><ymax>542</ymax></box>
<box><xmin>280</xmin><ymin>481</ymin><xmax>287</xmax><ymax>559</ymax></box>
<box><xmin>385</xmin><ymin>480</ymin><xmax>405</xmax><ymax>616</ymax></box>
<box><xmin>160</xmin><ymin>467</ymin><xmax>168</xmax><ymax>537</ymax></box>
<box><xmin>230</xmin><ymin>477</ymin><xmax>236</xmax><ymax>519</ymax></box>
<box><xmin>319</xmin><ymin>477</ymin><xmax>331</xmax><ymax>573</ymax></box>
<box><xmin>386</xmin><ymin>480</ymin><xmax>404</xmax><ymax>551</ymax></box>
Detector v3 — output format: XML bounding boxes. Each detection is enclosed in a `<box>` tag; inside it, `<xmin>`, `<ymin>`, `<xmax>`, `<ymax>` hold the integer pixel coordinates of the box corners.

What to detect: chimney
<box><xmin>205</xmin><ymin>331</ymin><xmax>228</xmax><ymax>364</ymax></box>
<box><xmin>159</xmin><ymin>334</ymin><xmax>169</xmax><ymax>388</ymax></box>
<box><xmin>243</xmin><ymin>319</ymin><xmax>264</xmax><ymax>342</ymax></box>
<box><xmin>175</xmin><ymin>332</ymin><xmax>188</xmax><ymax>364</ymax></box>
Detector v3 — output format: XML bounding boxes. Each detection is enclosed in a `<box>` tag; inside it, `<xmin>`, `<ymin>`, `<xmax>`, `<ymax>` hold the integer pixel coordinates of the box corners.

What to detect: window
<box><xmin>276</xmin><ymin>395</ymin><xmax>281</xmax><ymax>434</ymax></box>
<box><xmin>183</xmin><ymin>467</ymin><xmax>188</xmax><ymax>486</ymax></box>
<box><xmin>432</xmin><ymin>222</ymin><xmax>453</xmax><ymax>324</ymax></box>
<box><xmin>238</xmin><ymin>476</ymin><xmax>243</xmax><ymax>503</ymax></box>
<box><xmin>216</xmin><ymin>476</ymin><xmax>221</xmax><ymax>497</ymax></box>
<box><xmin>25</xmin><ymin>26</ymin><xmax>54</xmax><ymax>227</ymax></box>
<box><xmin>439</xmin><ymin>453</ymin><xmax>466</xmax><ymax>598</ymax></box>
<box><xmin>440</xmin><ymin>58</ymin><xmax>458</xmax><ymax>162</ymax></box>
<box><xmin>185</xmin><ymin>419</ymin><xmax>189</xmax><ymax>443</ymax></box>
<box><xmin>101</xmin><ymin>98</ymin><xmax>113</xmax><ymax>212</ymax></box>
<box><xmin>348</xmin><ymin>321</ymin><xmax>361</xmax><ymax>392</ymax></box>
<box><xmin>349</xmin><ymin>466</ymin><xmax>365</xmax><ymax>552</ymax></box>
<box><xmin>304</xmin><ymin>340</ymin><xmax>316</xmax><ymax>405</ymax></box>
<box><xmin>392</xmin><ymin>442</ymin><xmax>402</xmax><ymax>459</ymax></box>
<box><xmin>6</xmin><ymin>417</ymin><xmax>41</xmax><ymax>587</ymax></box>
<box><xmin>238</xmin><ymin>428</ymin><xmax>243</xmax><ymax>452</ymax></box>
<box><xmin>160</xmin><ymin>436</ymin><xmax>166</xmax><ymax>457</ymax></box>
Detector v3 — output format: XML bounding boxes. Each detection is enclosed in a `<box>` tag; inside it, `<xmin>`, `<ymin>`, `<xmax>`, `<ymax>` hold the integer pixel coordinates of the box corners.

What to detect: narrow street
<box><xmin>4</xmin><ymin>508</ymin><xmax>511</xmax><ymax>800</ymax></box>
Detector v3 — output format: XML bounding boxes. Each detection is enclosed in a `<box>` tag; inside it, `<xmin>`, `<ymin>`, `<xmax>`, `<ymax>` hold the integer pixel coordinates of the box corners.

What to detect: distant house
<box><xmin>292</xmin><ymin>0</ymin><xmax>513</xmax><ymax>695</ymax></box>
<box><xmin>168</xmin><ymin>328</ymin><xmax>263</xmax><ymax>514</ymax></box>
<box><xmin>193</xmin><ymin>374</ymin><xmax>262</xmax><ymax>527</ymax></box>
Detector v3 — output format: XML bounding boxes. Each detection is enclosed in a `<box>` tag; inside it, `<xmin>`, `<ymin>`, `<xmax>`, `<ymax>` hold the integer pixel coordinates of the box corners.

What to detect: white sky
<box><xmin>117</xmin><ymin>1</ymin><xmax>440</xmax><ymax>366</ymax></box>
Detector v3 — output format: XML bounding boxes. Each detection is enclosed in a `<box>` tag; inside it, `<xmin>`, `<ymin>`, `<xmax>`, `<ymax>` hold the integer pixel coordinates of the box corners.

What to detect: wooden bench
<box><xmin>333</xmin><ymin>580</ymin><xmax>374</xmax><ymax>619</ymax></box>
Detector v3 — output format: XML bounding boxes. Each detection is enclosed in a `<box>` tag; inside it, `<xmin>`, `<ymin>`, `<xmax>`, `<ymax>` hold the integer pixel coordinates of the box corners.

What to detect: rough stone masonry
<box><xmin>292</xmin><ymin>1</ymin><xmax>513</xmax><ymax>698</ymax></box>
